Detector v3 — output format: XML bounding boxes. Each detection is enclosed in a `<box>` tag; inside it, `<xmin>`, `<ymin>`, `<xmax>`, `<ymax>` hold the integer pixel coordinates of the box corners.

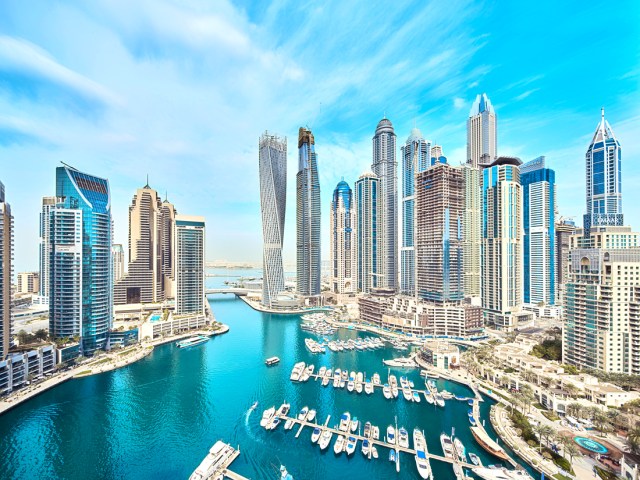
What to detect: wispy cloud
<box><xmin>514</xmin><ymin>88</ymin><xmax>540</xmax><ymax>101</ymax></box>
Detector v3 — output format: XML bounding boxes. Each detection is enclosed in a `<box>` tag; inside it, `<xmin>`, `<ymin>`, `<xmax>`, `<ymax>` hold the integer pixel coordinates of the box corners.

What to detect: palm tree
<box><xmin>564</xmin><ymin>442</ymin><xmax>580</xmax><ymax>464</ymax></box>
<box><xmin>533</xmin><ymin>424</ymin><xmax>546</xmax><ymax>452</ymax></box>
<box><xmin>606</xmin><ymin>408</ymin><xmax>620</xmax><ymax>430</ymax></box>
<box><xmin>541</xmin><ymin>425</ymin><xmax>555</xmax><ymax>450</ymax></box>
<box><xmin>627</xmin><ymin>426</ymin><xmax>640</xmax><ymax>455</ymax></box>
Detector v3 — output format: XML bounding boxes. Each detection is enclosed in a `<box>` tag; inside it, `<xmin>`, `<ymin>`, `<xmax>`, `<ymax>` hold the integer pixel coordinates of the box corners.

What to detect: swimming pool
<box><xmin>574</xmin><ymin>436</ymin><xmax>608</xmax><ymax>454</ymax></box>
<box><xmin>150</xmin><ymin>314</ymin><xmax>161</xmax><ymax>322</ymax></box>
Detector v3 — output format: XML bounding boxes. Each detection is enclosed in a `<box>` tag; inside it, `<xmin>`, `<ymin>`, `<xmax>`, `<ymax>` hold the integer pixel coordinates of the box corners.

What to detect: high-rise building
<box><xmin>482</xmin><ymin>157</ymin><xmax>530</xmax><ymax>330</ymax></box>
<box><xmin>555</xmin><ymin>217</ymin><xmax>576</xmax><ymax>305</ymax></box>
<box><xmin>521</xmin><ymin>156</ymin><xmax>556</xmax><ymax>305</ymax></box>
<box><xmin>583</xmin><ymin>108</ymin><xmax>623</xmax><ymax>236</ymax></box>
<box><xmin>160</xmin><ymin>197</ymin><xmax>177</xmax><ymax>298</ymax></box>
<box><xmin>372</xmin><ymin>118</ymin><xmax>398</xmax><ymax>291</ymax></box>
<box><xmin>467</xmin><ymin>93</ymin><xmax>497</xmax><ymax>169</ymax></box>
<box><xmin>461</xmin><ymin>165</ymin><xmax>481</xmax><ymax>298</ymax></box>
<box><xmin>296</xmin><ymin>127</ymin><xmax>321</xmax><ymax>297</ymax></box>
<box><xmin>114</xmin><ymin>184</ymin><xmax>176</xmax><ymax>305</ymax></box>
<box><xmin>430</xmin><ymin>145</ymin><xmax>447</xmax><ymax>166</ymax></box>
<box><xmin>330</xmin><ymin>180</ymin><xmax>356</xmax><ymax>294</ymax></box>
<box><xmin>50</xmin><ymin>166</ymin><xmax>112</xmax><ymax>354</ymax></box>
<box><xmin>259</xmin><ymin>132</ymin><xmax>287</xmax><ymax>307</ymax></box>
<box><xmin>112</xmin><ymin>244</ymin><xmax>125</xmax><ymax>284</ymax></box>
<box><xmin>400</xmin><ymin>128</ymin><xmax>431</xmax><ymax>296</ymax></box>
<box><xmin>355</xmin><ymin>172</ymin><xmax>381</xmax><ymax>294</ymax></box>
<box><xmin>563</xmin><ymin>229</ymin><xmax>640</xmax><ymax>374</ymax></box>
<box><xmin>175</xmin><ymin>215</ymin><xmax>205</xmax><ymax>315</ymax></box>
<box><xmin>16</xmin><ymin>272</ymin><xmax>39</xmax><ymax>295</ymax></box>
<box><xmin>415</xmin><ymin>163</ymin><xmax>464</xmax><ymax>303</ymax></box>
<box><xmin>0</xmin><ymin>182</ymin><xmax>12</xmax><ymax>359</ymax></box>
<box><xmin>39</xmin><ymin>196</ymin><xmax>57</xmax><ymax>299</ymax></box>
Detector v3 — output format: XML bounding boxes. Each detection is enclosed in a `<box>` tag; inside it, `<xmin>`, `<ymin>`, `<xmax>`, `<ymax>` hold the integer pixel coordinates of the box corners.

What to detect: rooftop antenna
<box><xmin>601</xmin><ymin>106</ymin><xmax>605</xmax><ymax>121</ymax></box>
<box><xmin>144</xmin><ymin>174</ymin><xmax>150</xmax><ymax>188</ymax></box>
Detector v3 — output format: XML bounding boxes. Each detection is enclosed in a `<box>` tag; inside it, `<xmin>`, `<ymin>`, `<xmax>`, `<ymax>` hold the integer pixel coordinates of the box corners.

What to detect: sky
<box><xmin>0</xmin><ymin>0</ymin><xmax>639</xmax><ymax>273</ymax></box>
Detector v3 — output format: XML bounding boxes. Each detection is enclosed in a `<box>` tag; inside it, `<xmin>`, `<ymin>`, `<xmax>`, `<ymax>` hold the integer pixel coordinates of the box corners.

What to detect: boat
<box><xmin>453</xmin><ymin>463</ymin><xmax>464</xmax><ymax>480</ymax></box>
<box><xmin>389</xmin><ymin>449</ymin><xmax>396</xmax><ymax>463</ymax></box>
<box><xmin>365</xmin><ymin>379</ymin><xmax>374</xmax><ymax>394</ymax></box>
<box><xmin>472</xmin><ymin>467</ymin><xmax>534</xmax><ymax>480</ymax></box>
<box><xmin>333</xmin><ymin>369</ymin><xmax>341</xmax><ymax>388</ymax></box>
<box><xmin>319</xmin><ymin>429</ymin><xmax>333</xmax><ymax>450</ymax></box>
<box><xmin>361</xmin><ymin>439</ymin><xmax>371</xmax><ymax>457</ymax></box>
<box><xmin>383</xmin><ymin>384</ymin><xmax>392</xmax><ymax>399</ymax></box>
<box><xmin>440</xmin><ymin>433</ymin><xmax>454</xmax><ymax>459</ymax></box>
<box><xmin>413</xmin><ymin>429</ymin><xmax>433</xmax><ymax>480</ymax></box>
<box><xmin>453</xmin><ymin>437</ymin><xmax>467</xmax><ymax>463</ymax></box>
<box><xmin>318</xmin><ymin>366</ymin><xmax>326</xmax><ymax>377</ymax></box>
<box><xmin>300</xmin><ymin>364</ymin><xmax>314</xmax><ymax>382</ymax></box>
<box><xmin>398</xmin><ymin>427</ymin><xmax>409</xmax><ymax>448</ymax></box>
<box><xmin>434</xmin><ymin>393</ymin><xmax>445</xmax><ymax>407</ymax></box>
<box><xmin>355</xmin><ymin>372</ymin><xmax>364</xmax><ymax>393</ymax></box>
<box><xmin>372</xmin><ymin>373</ymin><xmax>381</xmax><ymax>385</ymax></box>
<box><xmin>469</xmin><ymin>452</ymin><xmax>482</xmax><ymax>466</ymax></box>
<box><xmin>334</xmin><ymin>435</ymin><xmax>346</xmax><ymax>454</ymax></box>
<box><xmin>279</xmin><ymin>465</ymin><xmax>293</xmax><ymax>480</ymax></box>
<box><xmin>311</xmin><ymin>427</ymin><xmax>321</xmax><ymax>443</ymax></box>
<box><xmin>371</xmin><ymin>446</ymin><xmax>379</xmax><ymax>459</ymax></box>
<box><xmin>176</xmin><ymin>335</ymin><xmax>209</xmax><ymax>348</ymax></box>
<box><xmin>277</xmin><ymin>403</ymin><xmax>290</xmax><ymax>417</ymax></box>
<box><xmin>265</xmin><ymin>356</ymin><xmax>280</xmax><ymax>366</ymax></box>
<box><xmin>402</xmin><ymin>386</ymin><xmax>413</xmax><ymax>402</ymax></box>
<box><xmin>339</xmin><ymin>412</ymin><xmax>351</xmax><ymax>432</ymax></box>
<box><xmin>363</xmin><ymin>422</ymin><xmax>371</xmax><ymax>438</ymax></box>
<box><xmin>250</xmin><ymin>401</ymin><xmax>258</xmax><ymax>411</ymax></box>
<box><xmin>387</xmin><ymin>425</ymin><xmax>396</xmax><ymax>444</ymax></box>
<box><xmin>322</xmin><ymin>373</ymin><xmax>330</xmax><ymax>387</ymax></box>
<box><xmin>284</xmin><ymin>418</ymin><xmax>295</xmax><ymax>430</ymax></box>
<box><xmin>372</xmin><ymin>425</ymin><xmax>380</xmax><ymax>440</ymax></box>
<box><xmin>350</xmin><ymin>417</ymin><xmax>359</xmax><ymax>432</ymax></box>
<box><xmin>412</xmin><ymin>391</ymin><xmax>421</xmax><ymax>403</ymax></box>
<box><xmin>470</xmin><ymin>426</ymin><xmax>510</xmax><ymax>460</ymax></box>
<box><xmin>290</xmin><ymin>362</ymin><xmax>305</xmax><ymax>381</ymax></box>
<box><xmin>347</xmin><ymin>371</ymin><xmax>356</xmax><ymax>392</ymax></box>
<box><xmin>260</xmin><ymin>407</ymin><xmax>276</xmax><ymax>427</ymax></box>
<box><xmin>424</xmin><ymin>391</ymin><xmax>434</xmax><ymax>405</ymax></box>
<box><xmin>345</xmin><ymin>436</ymin><xmax>357</xmax><ymax>455</ymax></box>
<box><xmin>297</xmin><ymin>406</ymin><xmax>309</xmax><ymax>420</ymax></box>
<box><xmin>306</xmin><ymin>409</ymin><xmax>316</xmax><ymax>422</ymax></box>
<box><xmin>269</xmin><ymin>416</ymin><xmax>282</xmax><ymax>430</ymax></box>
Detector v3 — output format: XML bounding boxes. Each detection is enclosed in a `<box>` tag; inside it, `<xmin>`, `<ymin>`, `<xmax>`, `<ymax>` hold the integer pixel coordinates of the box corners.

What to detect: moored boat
<box><xmin>398</xmin><ymin>427</ymin><xmax>409</xmax><ymax>448</ymax></box>
<box><xmin>440</xmin><ymin>433</ymin><xmax>454</xmax><ymax>459</ymax></box>
<box><xmin>372</xmin><ymin>373</ymin><xmax>381</xmax><ymax>385</ymax></box>
<box><xmin>469</xmin><ymin>452</ymin><xmax>482</xmax><ymax>466</ymax></box>
<box><xmin>383</xmin><ymin>384</ymin><xmax>392</xmax><ymax>399</ymax></box>
<box><xmin>176</xmin><ymin>335</ymin><xmax>209</xmax><ymax>348</ymax></box>
<box><xmin>413</xmin><ymin>428</ymin><xmax>433</xmax><ymax>480</ymax></box>
<box><xmin>339</xmin><ymin>412</ymin><xmax>351</xmax><ymax>432</ymax></box>
<box><xmin>319</xmin><ymin>429</ymin><xmax>333</xmax><ymax>450</ymax></box>
<box><xmin>260</xmin><ymin>407</ymin><xmax>276</xmax><ymax>428</ymax></box>
<box><xmin>333</xmin><ymin>435</ymin><xmax>346</xmax><ymax>454</ymax></box>
<box><xmin>361</xmin><ymin>438</ymin><xmax>371</xmax><ymax>457</ymax></box>
<box><xmin>290</xmin><ymin>362</ymin><xmax>305</xmax><ymax>381</ymax></box>
<box><xmin>306</xmin><ymin>409</ymin><xmax>316</xmax><ymax>422</ymax></box>
<box><xmin>387</xmin><ymin>425</ymin><xmax>396</xmax><ymax>444</ymax></box>
<box><xmin>350</xmin><ymin>417</ymin><xmax>359</xmax><ymax>433</ymax></box>
<box><xmin>434</xmin><ymin>393</ymin><xmax>445</xmax><ymax>407</ymax></box>
<box><xmin>412</xmin><ymin>391</ymin><xmax>421</xmax><ymax>403</ymax></box>
<box><xmin>311</xmin><ymin>427</ymin><xmax>321</xmax><ymax>443</ymax></box>
<box><xmin>345</xmin><ymin>436</ymin><xmax>357</xmax><ymax>455</ymax></box>
<box><xmin>453</xmin><ymin>437</ymin><xmax>467</xmax><ymax>463</ymax></box>
<box><xmin>470</xmin><ymin>426</ymin><xmax>509</xmax><ymax>460</ymax></box>
<box><xmin>365</xmin><ymin>379</ymin><xmax>374</xmax><ymax>394</ymax></box>
<box><xmin>284</xmin><ymin>418</ymin><xmax>295</xmax><ymax>430</ymax></box>
<box><xmin>297</xmin><ymin>406</ymin><xmax>309</xmax><ymax>421</ymax></box>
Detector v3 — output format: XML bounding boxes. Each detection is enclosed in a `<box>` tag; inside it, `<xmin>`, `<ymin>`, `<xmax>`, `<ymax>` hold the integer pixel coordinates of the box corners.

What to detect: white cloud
<box><xmin>453</xmin><ymin>97</ymin><xmax>466</xmax><ymax>109</ymax></box>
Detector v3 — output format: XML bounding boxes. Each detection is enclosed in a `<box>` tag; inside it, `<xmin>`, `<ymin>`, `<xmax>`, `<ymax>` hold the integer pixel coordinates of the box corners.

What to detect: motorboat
<box><xmin>389</xmin><ymin>449</ymin><xmax>396</xmax><ymax>463</ymax></box>
<box><xmin>339</xmin><ymin>412</ymin><xmax>351</xmax><ymax>432</ymax></box>
<box><xmin>361</xmin><ymin>439</ymin><xmax>371</xmax><ymax>457</ymax></box>
<box><xmin>268</xmin><ymin>416</ymin><xmax>281</xmax><ymax>430</ymax></box>
<box><xmin>372</xmin><ymin>425</ymin><xmax>380</xmax><ymax>440</ymax></box>
<box><xmin>260</xmin><ymin>407</ymin><xmax>275</xmax><ymax>428</ymax></box>
<box><xmin>383</xmin><ymin>384</ymin><xmax>392</xmax><ymax>399</ymax></box>
<box><xmin>440</xmin><ymin>433</ymin><xmax>454</xmax><ymax>459</ymax></box>
<box><xmin>279</xmin><ymin>465</ymin><xmax>291</xmax><ymax>480</ymax></box>
<box><xmin>413</xmin><ymin>429</ymin><xmax>433</xmax><ymax>480</ymax></box>
<box><xmin>424</xmin><ymin>391</ymin><xmax>434</xmax><ymax>404</ymax></box>
<box><xmin>318</xmin><ymin>366</ymin><xmax>326</xmax><ymax>378</ymax></box>
<box><xmin>371</xmin><ymin>446</ymin><xmax>379</xmax><ymax>459</ymax></box>
<box><xmin>297</xmin><ymin>406</ymin><xmax>309</xmax><ymax>421</ymax></box>
<box><xmin>355</xmin><ymin>372</ymin><xmax>364</xmax><ymax>393</ymax></box>
<box><xmin>322</xmin><ymin>372</ymin><xmax>330</xmax><ymax>387</ymax></box>
<box><xmin>398</xmin><ymin>427</ymin><xmax>409</xmax><ymax>448</ymax></box>
<box><xmin>345</xmin><ymin>436</ymin><xmax>357</xmax><ymax>455</ymax></box>
<box><xmin>334</xmin><ymin>435</ymin><xmax>346</xmax><ymax>454</ymax></box>
<box><xmin>277</xmin><ymin>403</ymin><xmax>290</xmax><ymax>417</ymax></box>
<box><xmin>402</xmin><ymin>386</ymin><xmax>413</xmax><ymax>402</ymax></box>
<box><xmin>319</xmin><ymin>429</ymin><xmax>333</xmax><ymax>450</ymax></box>
<box><xmin>311</xmin><ymin>427</ymin><xmax>321</xmax><ymax>443</ymax></box>
<box><xmin>306</xmin><ymin>409</ymin><xmax>316</xmax><ymax>422</ymax></box>
<box><xmin>412</xmin><ymin>391</ymin><xmax>422</xmax><ymax>403</ymax></box>
<box><xmin>350</xmin><ymin>417</ymin><xmax>359</xmax><ymax>433</ymax></box>
<box><xmin>290</xmin><ymin>362</ymin><xmax>305</xmax><ymax>381</ymax></box>
<box><xmin>333</xmin><ymin>370</ymin><xmax>341</xmax><ymax>388</ymax></box>
<box><xmin>434</xmin><ymin>393</ymin><xmax>445</xmax><ymax>407</ymax></box>
<box><xmin>387</xmin><ymin>425</ymin><xmax>396</xmax><ymax>444</ymax></box>
<box><xmin>300</xmin><ymin>364</ymin><xmax>314</xmax><ymax>382</ymax></box>
<box><xmin>372</xmin><ymin>373</ymin><xmax>381</xmax><ymax>385</ymax></box>
<box><xmin>364</xmin><ymin>379</ymin><xmax>374</xmax><ymax>395</ymax></box>
<box><xmin>472</xmin><ymin>467</ymin><xmax>534</xmax><ymax>480</ymax></box>
<box><xmin>469</xmin><ymin>452</ymin><xmax>482</xmax><ymax>466</ymax></box>
<box><xmin>284</xmin><ymin>418</ymin><xmax>295</xmax><ymax>430</ymax></box>
<box><xmin>250</xmin><ymin>401</ymin><xmax>258</xmax><ymax>411</ymax></box>
<box><xmin>363</xmin><ymin>422</ymin><xmax>371</xmax><ymax>438</ymax></box>
<box><xmin>453</xmin><ymin>437</ymin><xmax>467</xmax><ymax>463</ymax></box>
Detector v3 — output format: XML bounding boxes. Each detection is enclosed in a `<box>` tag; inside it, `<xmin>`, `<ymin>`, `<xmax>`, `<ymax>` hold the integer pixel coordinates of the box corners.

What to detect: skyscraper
<box><xmin>482</xmin><ymin>157</ymin><xmax>528</xmax><ymax>330</ymax></box>
<box><xmin>259</xmin><ymin>132</ymin><xmax>287</xmax><ymax>307</ymax></box>
<box><xmin>175</xmin><ymin>215</ymin><xmax>205</xmax><ymax>315</ymax></box>
<box><xmin>355</xmin><ymin>172</ymin><xmax>381</xmax><ymax>294</ymax></box>
<box><xmin>372</xmin><ymin>118</ymin><xmax>398</xmax><ymax>291</ymax></box>
<box><xmin>50</xmin><ymin>166</ymin><xmax>112</xmax><ymax>354</ymax></box>
<box><xmin>400</xmin><ymin>128</ymin><xmax>431</xmax><ymax>296</ymax></box>
<box><xmin>521</xmin><ymin>156</ymin><xmax>556</xmax><ymax>305</ymax></box>
<box><xmin>330</xmin><ymin>180</ymin><xmax>356</xmax><ymax>294</ymax></box>
<box><xmin>583</xmin><ymin>108</ymin><xmax>622</xmax><ymax>236</ymax></box>
<box><xmin>467</xmin><ymin>93</ymin><xmax>497</xmax><ymax>169</ymax></box>
<box><xmin>114</xmin><ymin>183</ymin><xmax>175</xmax><ymax>305</ymax></box>
<box><xmin>430</xmin><ymin>145</ymin><xmax>447</xmax><ymax>165</ymax></box>
<box><xmin>112</xmin><ymin>244</ymin><xmax>125</xmax><ymax>284</ymax></box>
<box><xmin>296</xmin><ymin>127</ymin><xmax>321</xmax><ymax>297</ymax></box>
<box><xmin>39</xmin><ymin>196</ymin><xmax>56</xmax><ymax>300</ymax></box>
<box><xmin>461</xmin><ymin>165</ymin><xmax>481</xmax><ymax>298</ymax></box>
<box><xmin>415</xmin><ymin>163</ymin><xmax>463</xmax><ymax>303</ymax></box>
<box><xmin>160</xmin><ymin>197</ymin><xmax>177</xmax><ymax>298</ymax></box>
<box><xmin>555</xmin><ymin>217</ymin><xmax>576</xmax><ymax>305</ymax></box>
<box><xmin>0</xmin><ymin>182</ymin><xmax>12</xmax><ymax>360</ymax></box>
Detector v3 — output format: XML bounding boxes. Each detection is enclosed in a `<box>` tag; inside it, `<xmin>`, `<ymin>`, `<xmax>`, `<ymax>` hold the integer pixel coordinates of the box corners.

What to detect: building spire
<box><xmin>144</xmin><ymin>174</ymin><xmax>150</xmax><ymax>189</ymax></box>
<box><xmin>601</xmin><ymin>106</ymin><xmax>605</xmax><ymax>122</ymax></box>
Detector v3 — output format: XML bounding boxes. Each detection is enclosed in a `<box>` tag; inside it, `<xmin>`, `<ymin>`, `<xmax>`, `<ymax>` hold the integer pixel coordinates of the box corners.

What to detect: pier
<box><xmin>190</xmin><ymin>441</ymin><xmax>249</xmax><ymax>480</ymax></box>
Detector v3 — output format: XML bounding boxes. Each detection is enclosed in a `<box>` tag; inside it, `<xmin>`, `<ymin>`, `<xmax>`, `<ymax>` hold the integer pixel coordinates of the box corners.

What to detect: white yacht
<box><xmin>297</xmin><ymin>406</ymin><xmax>309</xmax><ymax>421</ymax></box>
<box><xmin>311</xmin><ymin>427</ymin><xmax>321</xmax><ymax>443</ymax></box>
<box><xmin>306</xmin><ymin>409</ymin><xmax>316</xmax><ymax>422</ymax></box>
<box><xmin>383</xmin><ymin>384</ymin><xmax>392</xmax><ymax>399</ymax></box>
<box><xmin>413</xmin><ymin>429</ymin><xmax>433</xmax><ymax>480</ymax></box>
<box><xmin>339</xmin><ymin>412</ymin><xmax>351</xmax><ymax>432</ymax></box>
<box><xmin>289</xmin><ymin>362</ymin><xmax>305</xmax><ymax>381</ymax></box>
<box><xmin>412</xmin><ymin>391</ymin><xmax>422</xmax><ymax>403</ymax></box>
<box><xmin>364</xmin><ymin>379</ymin><xmax>374</xmax><ymax>395</ymax></box>
<box><xmin>453</xmin><ymin>437</ymin><xmax>467</xmax><ymax>463</ymax></box>
<box><xmin>333</xmin><ymin>369</ymin><xmax>341</xmax><ymax>388</ymax></box>
<box><xmin>260</xmin><ymin>407</ymin><xmax>275</xmax><ymax>428</ymax></box>
<box><xmin>386</xmin><ymin>425</ymin><xmax>396</xmax><ymax>445</ymax></box>
<box><xmin>334</xmin><ymin>435</ymin><xmax>346</xmax><ymax>454</ymax></box>
<box><xmin>372</xmin><ymin>373</ymin><xmax>381</xmax><ymax>385</ymax></box>
<box><xmin>284</xmin><ymin>418</ymin><xmax>295</xmax><ymax>430</ymax></box>
<box><xmin>350</xmin><ymin>417</ymin><xmax>359</xmax><ymax>433</ymax></box>
<box><xmin>440</xmin><ymin>433</ymin><xmax>454</xmax><ymax>459</ymax></box>
<box><xmin>361</xmin><ymin>439</ymin><xmax>371</xmax><ymax>457</ymax></box>
<box><xmin>318</xmin><ymin>366</ymin><xmax>326</xmax><ymax>378</ymax></box>
<box><xmin>372</xmin><ymin>425</ymin><xmax>380</xmax><ymax>440</ymax></box>
<box><xmin>318</xmin><ymin>430</ymin><xmax>333</xmax><ymax>450</ymax></box>
<box><xmin>345</xmin><ymin>436</ymin><xmax>357</xmax><ymax>455</ymax></box>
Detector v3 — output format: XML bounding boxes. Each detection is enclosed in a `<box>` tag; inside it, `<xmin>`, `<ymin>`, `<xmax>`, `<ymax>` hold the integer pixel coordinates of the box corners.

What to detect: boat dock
<box><xmin>190</xmin><ymin>441</ymin><xmax>249</xmax><ymax>480</ymax></box>
<box><xmin>273</xmin><ymin>413</ymin><xmax>477</xmax><ymax>471</ymax></box>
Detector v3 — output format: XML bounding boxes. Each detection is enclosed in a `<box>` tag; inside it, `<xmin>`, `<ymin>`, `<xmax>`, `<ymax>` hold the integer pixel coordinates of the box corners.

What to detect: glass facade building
<box><xmin>175</xmin><ymin>216</ymin><xmax>205</xmax><ymax>315</ymax></box>
<box><xmin>521</xmin><ymin>156</ymin><xmax>556</xmax><ymax>305</ymax></box>
<box><xmin>330</xmin><ymin>180</ymin><xmax>356</xmax><ymax>294</ymax></box>
<box><xmin>467</xmin><ymin>93</ymin><xmax>497</xmax><ymax>169</ymax></box>
<box><xmin>355</xmin><ymin>172</ymin><xmax>381</xmax><ymax>293</ymax></box>
<box><xmin>50</xmin><ymin>166</ymin><xmax>112</xmax><ymax>355</ymax></box>
<box><xmin>0</xmin><ymin>182</ymin><xmax>12</xmax><ymax>360</ymax></box>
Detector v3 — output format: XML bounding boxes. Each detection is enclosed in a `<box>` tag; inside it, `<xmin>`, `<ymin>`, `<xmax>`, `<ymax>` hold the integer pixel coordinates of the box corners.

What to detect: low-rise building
<box><xmin>622</xmin><ymin>454</ymin><xmax>639</xmax><ymax>480</ymax></box>
<box><xmin>420</xmin><ymin>341</ymin><xmax>460</xmax><ymax>370</ymax></box>
<box><xmin>16</xmin><ymin>272</ymin><xmax>40</xmax><ymax>295</ymax></box>
<box><xmin>0</xmin><ymin>344</ymin><xmax>56</xmax><ymax>396</ymax></box>
<box><xmin>138</xmin><ymin>313</ymin><xmax>209</xmax><ymax>341</ymax></box>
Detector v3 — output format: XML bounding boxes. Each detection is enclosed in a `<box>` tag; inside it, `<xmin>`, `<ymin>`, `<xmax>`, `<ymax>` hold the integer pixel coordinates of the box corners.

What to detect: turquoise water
<box><xmin>150</xmin><ymin>314</ymin><xmax>161</xmax><ymax>322</ymax></box>
<box><xmin>574</xmin><ymin>436</ymin><xmax>608</xmax><ymax>454</ymax></box>
<box><xmin>0</xmin><ymin>269</ymin><xmax>538</xmax><ymax>479</ymax></box>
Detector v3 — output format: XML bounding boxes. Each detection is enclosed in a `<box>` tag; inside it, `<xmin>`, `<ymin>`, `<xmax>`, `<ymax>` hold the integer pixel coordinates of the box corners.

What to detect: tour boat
<box><xmin>345</xmin><ymin>436</ymin><xmax>357</xmax><ymax>455</ymax></box>
<box><xmin>311</xmin><ymin>427</ymin><xmax>321</xmax><ymax>443</ymax></box>
<box><xmin>413</xmin><ymin>428</ymin><xmax>433</xmax><ymax>480</ymax></box>
<box><xmin>440</xmin><ymin>433</ymin><xmax>454</xmax><ymax>459</ymax></box>
<box><xmin>176</xmin><ymin>335</ymin><xmax>209</xmax><ymax>348</ymax></box>
<box><xmin>398</xmin><ymin>427</ymin><xmax>409</xmax><ymax>448</ymax></box>
<box><xmin>319</xmin><ymin>430</ymin><xmax>333</xmax><ymax>450</ymax></box>
<box><xmin>260</xmin><ymin>407</ymin><xmax>276</xmax><ymax>428</ymax></box>
<box><xmin>334</xmin><ymin>435</ymin><xmax>346</xmax><ymax>454</ymax></box>
<box><xmin>339</xmin><ymin>412</ymin><xmax>351</xmax><ymax>432</ymax></box>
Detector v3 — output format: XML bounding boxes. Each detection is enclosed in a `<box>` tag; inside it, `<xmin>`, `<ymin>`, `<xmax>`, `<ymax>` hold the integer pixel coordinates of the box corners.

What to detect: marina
<box><xmin>190</xmin><ymin>441</ymin><xmax>248</xmax><ymax>480</ymax></box>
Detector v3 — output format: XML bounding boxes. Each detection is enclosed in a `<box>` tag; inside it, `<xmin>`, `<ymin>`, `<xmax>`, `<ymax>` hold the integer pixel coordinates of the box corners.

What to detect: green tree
<box><xmin>33</xmin><ymin>329</ymin><xmax>49</xmax><ymax>341</ymax></box>
<box><xmin>533</xmin><ymin>424</ymin><xmax>546</xmax><ymax>452</ymax></box>
<box><xmin>564</xmin><ymin>442</ymin><xmax>580</xmax><ymax>464</ymax></box>
<box><xmin>627</xmin><ymin>426</ymin><xmax>640</xmax><ymax>455</ymax></box>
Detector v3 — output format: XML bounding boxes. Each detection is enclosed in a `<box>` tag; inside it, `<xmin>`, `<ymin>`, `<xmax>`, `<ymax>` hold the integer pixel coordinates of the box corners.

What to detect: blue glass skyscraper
<box><xmin>50</xmin><ymin>166</ymin><xmax>112</xmax><ymax>354</ymax></box>
<box><xmin>521</xmin><ymin>157</ymin><xmax>555</xmax><ymax>305</ymax></box>
<box><xmin>583</xmin><ymin>108</ymin><xmax>622</xmax><ymax>235</ymax></box>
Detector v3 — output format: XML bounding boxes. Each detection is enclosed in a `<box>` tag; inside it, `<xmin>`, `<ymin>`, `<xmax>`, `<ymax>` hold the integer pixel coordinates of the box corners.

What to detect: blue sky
<box><xmin>0</xmin><ymin>0</ymin><xmax>638</xmax><ymax>273</ymax></box>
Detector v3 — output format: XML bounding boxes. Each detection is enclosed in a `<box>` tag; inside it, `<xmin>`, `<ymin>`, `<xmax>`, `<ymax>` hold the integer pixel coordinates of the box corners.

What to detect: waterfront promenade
<box><xmin>0</xmin><ymin>324</ymin><xmax>230</xmax><ymax>417</ymax></box>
